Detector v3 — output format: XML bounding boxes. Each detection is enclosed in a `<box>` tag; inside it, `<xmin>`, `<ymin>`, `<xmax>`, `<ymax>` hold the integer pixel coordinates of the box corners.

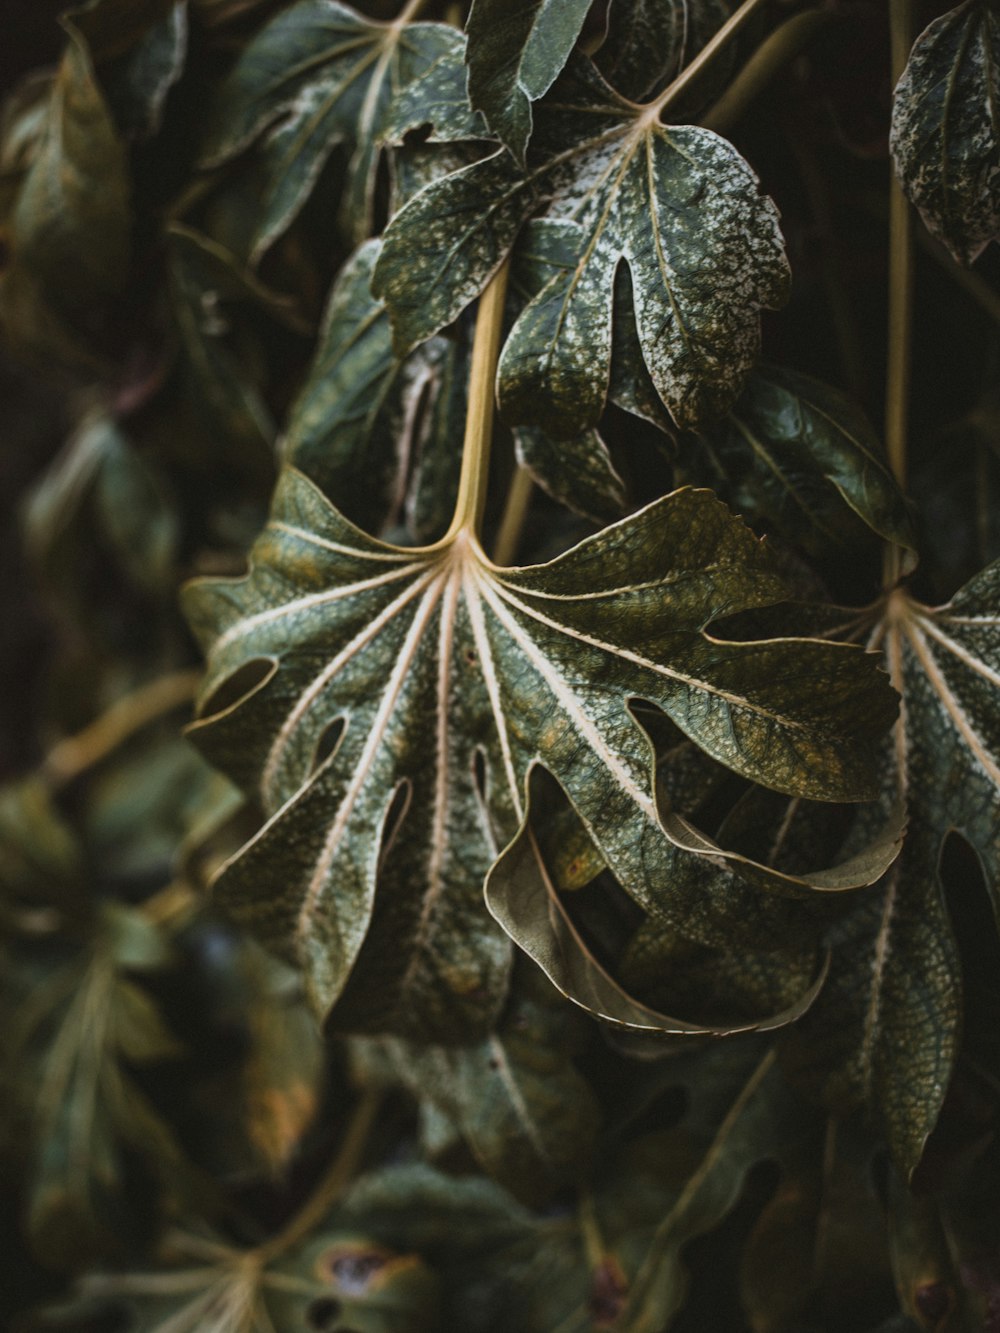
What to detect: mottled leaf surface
<box><xmin>891</xmin><ymin>0</ymin><xmax>1000</xmax><ymax>263</ymax></box>
<box><xmin>465</xmin><ymin>0</ymin><xmax>591</xmax><ymax>162</ymax></box>
<box><xmin>184</xmin><ymin>470</ymin><xmax>894</xmax><ymax>1039</ymax></box>
<box><xmin>201</xmin><ymin>0</ymin><xmax>470</xmax><ymax>253</ymax></box>
<box><xmin>786</xmin><ymin>567</ymin><xmax>1000</xmax><ymax>1174</ymax></box>
<box><xmin>375</xmin><ymin>59</ymin><xmax>789</xmax><ymax>435</ymax></box>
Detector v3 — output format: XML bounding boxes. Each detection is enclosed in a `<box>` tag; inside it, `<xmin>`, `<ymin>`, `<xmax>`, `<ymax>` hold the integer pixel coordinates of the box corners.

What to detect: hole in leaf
<box><xmin>378</xmin><ymin>781</ymin><xmax>411</xmax><ymax>869</ymax></box>
<box><xmin>307</xmin><ymin>1297</ymin><xmax>343</xmax><ymax>1329</ymax></box>
<box><xmin>199</xmin><ymin>658</ymin><xmax>272</xmax><ymax>718</ymax></box>
<box><xmin>312</xmin><ymin>717</ymin><xmax>345</xmax><ymax>773</ymax></box>
<box><xmin>473</xmin><ymin>748</ymin><xmax>488</xmax><ymax>802</ymax></box>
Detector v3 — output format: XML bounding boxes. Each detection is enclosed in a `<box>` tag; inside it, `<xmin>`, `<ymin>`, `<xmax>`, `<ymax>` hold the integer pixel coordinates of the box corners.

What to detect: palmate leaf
<box><xmin>784</xmin><ymin>565</ymin><xmax>1000</xmax><ymax>1175</ymax></box>
<box><xmin>465</xmin><ymin>0</ymin><xmax>592</xmax><ymax>163</ymax></box>
<box><xmin>183</xmin><ymin>467</ymin><xmax>894</xmax><ymax>1042</ymax></box>
<box><xmin>200</xmin><ymin>0</ymin><xmax>471</xmax><ymax>255</ymax></box>
<box><xmin>373</xmin><ymin>56</ymin><xmax>790</xmax><ymax>436</ymax></box>
<box><xmin>891</xmin><ymin>0</ymin><xmax>1000</xmax><ymax>265</ymax></box>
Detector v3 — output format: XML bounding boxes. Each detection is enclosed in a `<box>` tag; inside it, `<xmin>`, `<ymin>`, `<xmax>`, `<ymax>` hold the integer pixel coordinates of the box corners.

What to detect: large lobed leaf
<box><xmin>891</xmin><ymin>0</ymin><xmax>1000</xmax><ymax>264</ymax></box>
<box><xmin>183</xmin><ymin>469</ymin><xmax>895</xmax><ymax>1041</ymax></box>
<box><xmin>374</xmin><ymin>57</ymin><xmax>790</xmax><ymax>436</ymax></box>
<box><xmin>785</xmin><ymin>564</ymin><xmax>1000</xmax><ymax>1175</ymax></box>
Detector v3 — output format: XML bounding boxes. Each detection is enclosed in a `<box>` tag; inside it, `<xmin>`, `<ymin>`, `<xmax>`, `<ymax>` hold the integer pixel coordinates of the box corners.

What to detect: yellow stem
<box><xmin>443</xmin><ymin>257</ymin><xmax>512</xmax><ymax>542</ymax></box>
<box><xmin>493</xmin><ymin>465</ymin><xmax>535</xmax><ymax>566</ymax></box>
<box><xmin>884</xmin><ymin>0</ymin><xmax>914</xmax><ymax>587</ymax></box>
<box><xmin>40</xmin><ymin>670</ymin><xmax>201</xmax><ymax>789</ymax></box>
<box><xmin>259</xmin><ymin>1089</ymin><xmax>382</xmax><ymax>1262</ymax></box>
<box><xmin>651</xmin><ymin>0</ymin><xmax>774</xmax><ymax>121</ymax></box>
<box><xmin>703</xmin><ymin>10</ymin><xmax>833</xmax><ymax>134</ymax></box>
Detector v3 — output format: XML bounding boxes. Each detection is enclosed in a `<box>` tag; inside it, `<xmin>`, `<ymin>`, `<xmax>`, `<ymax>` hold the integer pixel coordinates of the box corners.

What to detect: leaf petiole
<box><xmin>442</xmin><ymin>256</ymin><xmax>511</xmax><ymax>543</ymax></box>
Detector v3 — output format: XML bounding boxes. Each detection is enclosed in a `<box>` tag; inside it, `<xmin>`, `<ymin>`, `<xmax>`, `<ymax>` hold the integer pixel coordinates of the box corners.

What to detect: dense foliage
<box><xmin>2</xmin><ymin>0</ymin><xmax>1000</xmax><ymax>1329</ymax></box>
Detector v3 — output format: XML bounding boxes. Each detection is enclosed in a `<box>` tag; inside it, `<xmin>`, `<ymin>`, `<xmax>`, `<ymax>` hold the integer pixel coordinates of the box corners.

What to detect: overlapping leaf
<box><xmin>783</xmin><ymin>565</ymin><xmax>1000</xmax><ymax>1174</ymax></box>
<box><xmin>183</xmin><ymin>467</ymin><xmax>894</xmax><ymax>1040</ymax></box>
<box><xmin>891</xmin><ymin>0</ymin><xmax>1000</xmax><ymax>265</ymax></box>
<box><xmin>465</xmin><ymin>0</ymin><xmax>592</xmax><ymax>162</ymax></box>
<box><xmin>596</xmin><ymin>0</ymin><xmax>734</xmax><ymax>102</ymax></box>
<box><xmin>374</xmin><ymin>56</ymin><xmax>790</xmax><ymax>436</ymax></box>
<box><xmin>200</xmin><ymin>0</ymin><xmax>473</xmax><ymax>254</ymax></box>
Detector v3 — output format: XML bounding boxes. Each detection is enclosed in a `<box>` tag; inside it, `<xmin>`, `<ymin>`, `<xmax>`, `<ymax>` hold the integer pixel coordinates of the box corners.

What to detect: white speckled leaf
<box><xmin>891</xmin><ymin>0</ymin><xmax>1000</xmax><ymax>264</ymax></box>
<box><xmin>374</xmin><ymin>59</ymin><xmax>789</xmax><ymax>435</ymax></box>
<box><xmin>465</xmin><ymin>0</ymin><xmax>592</xmax><ymax>162</ymax></box>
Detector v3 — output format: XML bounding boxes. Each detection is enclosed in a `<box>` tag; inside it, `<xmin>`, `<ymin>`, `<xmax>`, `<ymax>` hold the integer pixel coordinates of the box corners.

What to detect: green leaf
<box><xmin>374</xmin><ymin>58</ymin><xmax>790</xmax><ymax>434</ymax></box>
<box><xmin>514</xmin><ymin>423</ymin><xmax>628</xmax><ymax>523</ymax></box>
<box><xmin>465</xmin><ymin>0</ymin><xmax>592</xmax><ymax>163</ymax></box>
<box><xmin>285</xmin><ymin>239</ymin><xmax>468</xmax><ymax>544</ymax></box>
<box><xmin>352</xmin><ymin>968</ymin><xmax>599</xmax><ymax>1205</ymax></box>
<box><xmin>200</xmin><ymin>1</ymin><xmax>471</xmax><ymax>254</ymax></box>
<box><xmin>485</xmin><ymin>770</ymin><xmax>832</xmax><ymax>1038</ymax></box>
<box><xmin>596</xmin><ymin>0</ymin><xmax>735</xmax><ymax>102</ymax></box>
<box><xmin>785</xmin><ymin>567</ymin><xmax>1000</xmax><ymax>1175</ymax></box>
<box><xmin>891</xmin><ymin>0</ymin><xmax>1000</xmax><ymax>264</ymax></box>
<box><xmin>183</xmin><ymin>471</ymin><xmax>894</xmax><ymax>1038</ymax></box>
<box><xmin>707</xmin><ymin>365</ymin><xmax>916</xmax><ymax>558</ymax></box>
<box><xmin>70</xmin><ymin>0</ymin><xmax>188</xmax><ymax>139</ymax></box>
<box><xmin>0</xmin><ymin>9</ymin><xmax>130</xmax><ymax>358</ymax></box>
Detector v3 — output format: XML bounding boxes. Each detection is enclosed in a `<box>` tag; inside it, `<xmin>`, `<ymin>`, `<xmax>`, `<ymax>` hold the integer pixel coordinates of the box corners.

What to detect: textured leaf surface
<box><xmin>891</xmin><ymin>0</ymin><xmax>1000</xmax><ymax>263</ymax></box>
<box><xmin>465</xmin><ymin>0</ymin><xmax>591</xmax><ymax>162</ymax></box>
<box><xmin>786</xmin><ymin>567</ymin><xmax>1000</xmax><ymax>1174</ymax></box>
<box><xmin>285</xmin><ymin>239</ymin><xmax>467</xmax><ymax>544</ymax></box>
<box><xmin>374</xmin><ymin>58</ymin><xmax>789</xmax><ymax>434</ymax></box>
<box><xmin>184</xmin><ymin>470</ymin><xmax>894</xmax><ymax>1038</ymax></box>
<box><xmin>201</xmin><ymin>0</ymin><xmax>469</xmax><ymax>253</ymax></box>
<box><xmin>709</xmin><ymin>366</ymin><xmax>916</xmax><ymax>556</ymax></box>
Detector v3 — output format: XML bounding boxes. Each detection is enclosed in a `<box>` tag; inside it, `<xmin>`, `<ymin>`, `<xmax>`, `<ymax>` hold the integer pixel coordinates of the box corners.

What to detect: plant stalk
<box><xmin>653</xmin><ymin>0</ymin><xmax>773</xmax><ymax>119</ymax></box>
<box><xmin>703</xmin><ymin>9</ymin><xmax>833</xmax><ymax>134</ymax></box>
<box><xmin>444</xmin><ymin>257</ymin><xmax>511</xmax><ymax>542</ymax></box>
<box><xmin>259</xmin><ymin>1089</ymin><xmax>382</xmax><ymax>1262</ymax></box>
<box><xmin>493</xmin><ymin>465</ymin><xmax>535</xmax><ymax>566</ymax></box>
<box><xmin>884</xmin><ymin>0</ymin><xmax>914</xmax><ymax>586</ymax></box>
<box><xmin>40</xmin><ymin>670</ymin><xmax>201</xmax><ymax>789</ymax></box>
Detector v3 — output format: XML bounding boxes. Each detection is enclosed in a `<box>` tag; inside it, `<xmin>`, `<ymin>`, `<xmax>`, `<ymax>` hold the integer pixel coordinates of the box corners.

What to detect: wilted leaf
<box><xmin>183</xmin><ymin>470</ymin><xmax>894</xmax><ymax>1039</ymax></box>
<box><xmin>200</xmin><ymin>0</ymin><xmax>471</xmax><ymax>254</ymax></box>
<box><xmin>891</xmin><ymin>0</ymin><xmax>1000</xmax><ymax>264</ymax></box>
<box><xmin>465</xmin><ymin>0</ymin><xmax>592</xmax><ymax>163</ymax></box>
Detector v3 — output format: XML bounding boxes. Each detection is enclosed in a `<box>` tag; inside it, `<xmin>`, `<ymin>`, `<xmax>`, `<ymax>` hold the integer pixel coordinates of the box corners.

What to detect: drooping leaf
<box><xmin>704</xmin><ymin>365</ymin><xmax>916</xmax><ymax>558</ymax></box>
<box><xmin>891</xmin><ymin>0</ymin><xmax>1000</xmax><ymax>264</ymax></box>
<box><xmin>465</xmin><ymin>0</ymin><xmax>592</xmax><ymax>163</ymax></box>
<box><xmin>785</xmin><ymin>565</ymin><xmax>1000</xmax><ymax>1175</ymax></box>
<box><xmin>374</xmin><ymin>57</ymin><xmax>790</xmax><ymax>436</ymax></box>
<box><xmin>596</xmin><ymin>0</ymin><xmax>734</xmax><ymax>102</ymax></box>
<box><xmin>200</xmin><ymin>1</ymin><xmax>472</xmax><ymax>254</ymax></box>
<box><xmin>183</xmin><ymin>469</ymin><xmax>895</xmax><ymax>1039</ymax></box>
